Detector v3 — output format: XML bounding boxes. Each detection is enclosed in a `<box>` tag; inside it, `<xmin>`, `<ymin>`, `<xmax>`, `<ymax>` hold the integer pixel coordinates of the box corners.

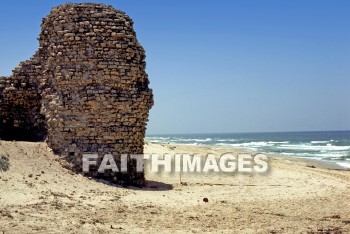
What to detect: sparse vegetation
<box><xmin>0</xmin><ymin>154</ymin><xmax>9</xmax><ymax>171</ymax></box>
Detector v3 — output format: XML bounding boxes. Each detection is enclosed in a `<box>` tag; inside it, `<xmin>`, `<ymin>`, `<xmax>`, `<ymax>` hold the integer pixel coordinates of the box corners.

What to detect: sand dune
<box><xmin>1</xmin><ymin>140</ymin><xmax>350</xmax><ymax>233</ymax></box>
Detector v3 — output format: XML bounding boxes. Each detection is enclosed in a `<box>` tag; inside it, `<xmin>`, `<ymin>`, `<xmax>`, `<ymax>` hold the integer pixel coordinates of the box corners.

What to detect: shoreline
<box><xmin>145</xmin><ymin>140</ymin><xmax>350</xmax><ymax>171</ymax></box>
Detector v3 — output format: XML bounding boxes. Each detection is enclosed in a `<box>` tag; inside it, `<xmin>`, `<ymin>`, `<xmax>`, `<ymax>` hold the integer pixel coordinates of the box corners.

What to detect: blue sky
<box><xmin>0</xmin><ymin>0</ymin><xmax>349</xmax><ymax>134</ymax></box>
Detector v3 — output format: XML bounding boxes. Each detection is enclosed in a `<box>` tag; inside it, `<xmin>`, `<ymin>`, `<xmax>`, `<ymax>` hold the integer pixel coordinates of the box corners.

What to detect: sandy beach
<box><xmin>0</xmin><ymin>140</ymin><xmax>350</xmax><ymax>233</ymax></box>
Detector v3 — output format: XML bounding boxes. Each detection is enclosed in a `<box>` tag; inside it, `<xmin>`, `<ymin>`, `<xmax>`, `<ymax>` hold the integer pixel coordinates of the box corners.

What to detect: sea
<box><xmin>146</xmin><ymin>131</ymin><xmax>350</xmax><ymax>168</ymax></box>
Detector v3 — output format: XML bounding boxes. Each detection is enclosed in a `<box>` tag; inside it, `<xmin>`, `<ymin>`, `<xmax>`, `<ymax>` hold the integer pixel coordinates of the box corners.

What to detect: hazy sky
<box><xmin>0</xmin><ymin>0</ymin><xmax>349</xmax><ymax>134</ymax></box>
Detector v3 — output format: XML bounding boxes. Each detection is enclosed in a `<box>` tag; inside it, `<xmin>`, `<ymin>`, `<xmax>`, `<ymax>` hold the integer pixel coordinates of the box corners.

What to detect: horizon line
<box><xmin>146</xmin><ymin>129</ymin><xmax>350</xmax><ymax>136</ymax></box>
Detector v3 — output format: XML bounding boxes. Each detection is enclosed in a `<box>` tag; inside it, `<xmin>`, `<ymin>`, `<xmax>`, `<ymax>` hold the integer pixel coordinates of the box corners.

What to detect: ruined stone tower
<box><xmin>0</xmin><ymin>3</ymin><xmax>153</xmax><ymax>186</ymax></box>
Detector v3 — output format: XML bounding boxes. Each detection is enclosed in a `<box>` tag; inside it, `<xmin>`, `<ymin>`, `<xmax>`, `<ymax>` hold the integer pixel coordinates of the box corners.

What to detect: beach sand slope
<box><xmin>0</xmin><ymin>141</ymin><xmax>350</xmax><ymax>233</ymax></box>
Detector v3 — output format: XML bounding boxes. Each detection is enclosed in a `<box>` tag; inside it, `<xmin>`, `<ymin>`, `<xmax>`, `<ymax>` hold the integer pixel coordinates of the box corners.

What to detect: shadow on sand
<box><xmin>91</xmin><ymin>178</ymin><xmax>174</xmax><ymax>191</ymax></box>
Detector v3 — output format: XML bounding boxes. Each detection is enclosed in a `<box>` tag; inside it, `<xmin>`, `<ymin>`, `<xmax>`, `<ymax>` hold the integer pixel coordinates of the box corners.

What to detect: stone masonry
<box><xmin>0</xmin><ymin>3</ymin><xmax>153</xmax><ymax>187</ymax></box>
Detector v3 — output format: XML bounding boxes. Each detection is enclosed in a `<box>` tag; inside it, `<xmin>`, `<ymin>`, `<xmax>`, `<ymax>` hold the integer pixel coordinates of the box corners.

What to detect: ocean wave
<box><xmin>194</xmin><ymin>138</ymin><xmax>212</xmax><ymax>142</ymax></box>
<box><xmin>146</xmin><ymin>139</ymin><xmax>171</xmax><ymax>144</ymax></box>
<box><xmin>267</xmin><ymin>141</ymin><xmax>290</xmax><ymax>144</ymax></box>
<box><xmin>279</xmin><ymin>152</ymin><xmax>322</xmax><ymax>158</ymax></box>
<box><xmin>216</xmin><ymin>141</ymin><xmax>288</xmax><ymax>148</ymax></box>
<box><xmin>147</xmin><ymin>140</ymin><xmax>161</xmax><ymax>142</ymax></box>
<box><xmin>318</xmin><ymin>153</ymin><xmax>348</xmax><ymax>157</ymax></box>
<box><xmin>172</xmin><ymin>138</ymin><xmax>212</xmax><ymax>142</ymax></box>
<box><xmin>146</xmin><ymin>133</ymin><xmax>350</xmax><ymax>163</ymax></box>
<box><xmin>217</xmin><ymin>139</ymin><xmax>238</xmax><ymax>142</ymax></box>
<box><xmin>233</xmin><ymin>142</ymin><xmax>271</xmax><ymax>147</ymax></box>
<box><xmin>277</xmin><ymin>144</ymin><xmax>350</xmax><ymax>151</ymax></box>
<box><xmin>311</xmin><ymin>141</ymin><xmax>329</xmax><ymax>144</ymax></box>
<box><xmin>146</xmin><ymin>137</ymin><xmax>170</xmax><ymax>141</ymax></box>
<box><xmin>214</xmin><ymin>143</ymin><xmax>259</xmax><ymax>151</ymax></box>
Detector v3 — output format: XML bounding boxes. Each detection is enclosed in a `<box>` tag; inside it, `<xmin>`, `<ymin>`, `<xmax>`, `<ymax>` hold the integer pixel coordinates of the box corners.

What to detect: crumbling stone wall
<box><xmin>0</xmin><ymin>3</ymin><xmax>153</xmax><ymax>186</ymax></box>
<box><xmin>0</xmin><ymin>52</ymin><xmax>46</xmax><ymax>141</ymax></box>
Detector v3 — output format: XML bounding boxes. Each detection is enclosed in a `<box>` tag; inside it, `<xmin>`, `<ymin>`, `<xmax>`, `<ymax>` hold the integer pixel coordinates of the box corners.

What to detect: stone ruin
<box><xmin>0</xmin><ymin>3</ymin><xmax>153</xmax><ymax>186</ymax></box>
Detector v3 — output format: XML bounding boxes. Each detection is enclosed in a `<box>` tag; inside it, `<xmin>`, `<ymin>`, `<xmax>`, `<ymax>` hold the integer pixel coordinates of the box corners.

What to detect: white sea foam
<box><xmin>214</xmin><ymin>143</ymin><xmax>259</xmax><ymax>151</ymax></box>
<box><xmin>146</xmin><ymin>137</ymin><xmax>170</xmax><ymax>141</ymax></box>
<box><xmin>171</xmin><ymin>138</ymin><xmax>212</xmax><ymax>142</ymax></box>
<box><xmin>277</xmin><ymin>144</ymin><xmax>350</xmax><ymax>151</ymax></box>
<box><xmin>318</xmin><ymin>153</ymin><xmax>347</xmax><ymax>158</ymax></box>
<box><xmin>336</xmin><ymin>162</ymin><xmax>350</xmax><ymax>168</ymax></box>
<box><xmin>232</xmin><ymin>142</ymin><xmax>271</xmax><ymax>147</ymax></box>
<box><xmin>148</xmin><ymin>140</ymin><xmax>161</xmax><ymax>142</ymax></box>
<box><xmin>311</xmin><ymin>141</ymin><xmax>329</xmax><ymax>144</ymax></box>
<box><xmin>194</xmin><ymin>138</ymin><xmax>212</xmax><ymax>142</ymax></box>
<box><xmin>267</xmin><ymin>141</ymin><xmax>290</xmax><ymax>144</ymax></box>
<box><xmin>217</xmin><ymin>139</ymin><xmax>237</xmax><ymax>142</ymax></box>
<box><xmin>145</xmin><ymin>132</ymin><xmax>350</xmax><ymax>169</ymax></box>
